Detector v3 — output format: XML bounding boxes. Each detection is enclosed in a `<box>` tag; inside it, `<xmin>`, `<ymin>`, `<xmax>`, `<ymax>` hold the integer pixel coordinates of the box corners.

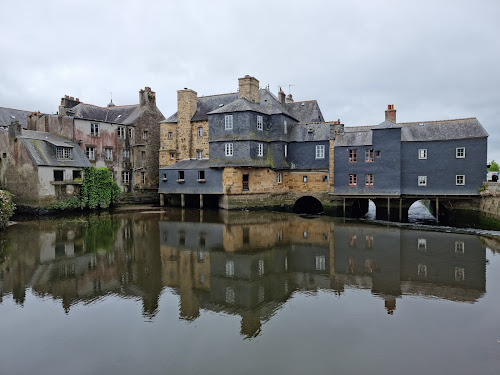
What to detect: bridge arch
<box><xmin>407</xmin><ymin>199</ymin><xmax>436</xmax><ymax>223</ymax></box>
<box><xmin>293</xmin><ymin>196</ymin><xmax>324</xmax><ymax>215</ymax></box>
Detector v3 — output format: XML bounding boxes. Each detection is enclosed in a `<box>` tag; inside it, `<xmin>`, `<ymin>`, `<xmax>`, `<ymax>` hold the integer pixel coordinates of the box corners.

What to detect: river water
<box><xmin>0</xmin><ymin>209</ymin><xmax>499</xmax><ymax>375</ymax></box>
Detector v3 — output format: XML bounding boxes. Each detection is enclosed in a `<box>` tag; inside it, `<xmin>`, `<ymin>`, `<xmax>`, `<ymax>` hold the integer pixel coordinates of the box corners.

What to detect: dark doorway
<box><xmin>293</xmin><ymin>196</ymin><xmax>324</xmax><ymax>215</ymax></box>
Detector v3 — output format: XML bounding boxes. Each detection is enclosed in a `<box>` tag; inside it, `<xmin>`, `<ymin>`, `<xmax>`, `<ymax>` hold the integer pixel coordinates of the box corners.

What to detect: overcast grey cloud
<box><xmin>1</xmin><ymin>0</ymin><xmax>499</xmax><ymax>160</ymax></box>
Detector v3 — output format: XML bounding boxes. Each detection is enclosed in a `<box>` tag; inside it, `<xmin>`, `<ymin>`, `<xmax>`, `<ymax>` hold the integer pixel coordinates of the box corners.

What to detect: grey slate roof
<box><xmin>162</xmin><ymin>89</ymin><xmax>299</xmax><ymax>123</ymax></box>
<box><xmin>161</xmin><ymin>159</ymin><xmax>212</xmax><ymax>170</ymax></box>
<box><xmin>19</xmin><ymin>129</ymin><xmax>91</xmax><ymax>167</ymax></box>
<box><xmin>286</xmin><ymin>101</ymin><xmax>324</xmax><ymax>123</ymax></box>
<box><xmin>335</xmin><ymin>127</ymin><xmax>373</xmax><ymax>147</ymax></box>
<box><xmin>288</xmin><ymin>123</ymin><xmax>331</xmax><ymax>142</ymax></box>
<box><xmin>207</xmin><ymin>97</ymin><xmax>270</xmax><ymax>115</ymax></box>
<box><xmin>67</xmin><ymin>103</ymin><xmax>145</xmax><ymax>125</ymax></box>
<box><xmin>373</xmin><ymin>120</ymin><xmax>401</xmax><ymax>130</ymax></box>
<box><xmin>400</xmin><ymin>118</ymin><xmax>488</xmax><ymax>141</ymax></box>
<box><xmin>0</xmin><ymin>107</ymin><xmax>32</xmax><ymax>129</ymax></box>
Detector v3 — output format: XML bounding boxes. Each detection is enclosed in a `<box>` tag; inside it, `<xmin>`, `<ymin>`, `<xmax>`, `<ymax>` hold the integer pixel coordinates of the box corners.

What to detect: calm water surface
<box><xmin>0</xmin><ymin>209</ymin><xmax>499</xmax><ymax>375</ymax></box>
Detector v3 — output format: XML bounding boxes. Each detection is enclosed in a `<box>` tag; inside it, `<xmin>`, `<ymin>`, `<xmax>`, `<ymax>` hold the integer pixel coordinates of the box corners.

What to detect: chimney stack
<box><xmin>385</xmin><ymin>104</ymin><xmax>396</xmax><ymax>123</ymax></box>
<box><xmin>286</xmin><ymin>93</ymin><xmax>293</xmax><ymax>103</ymax></box>
<box><xmin>238</xmin><ymin>75</ymin><xmax>260</xmax><ymax>103</ymax></box>
<box><xmin>278</xmin><ymin>87</ymin><xmax>285</xmax><ymax>105</ymax></box>
<box><xmin>139</xmin><ymin>87</ymin><xmax>156</xmax><ymax>107</ymax></box>
<box><xmin>59</xmin><ymin>95</ymin><xmax>81</xmax><ymax>115</ymax></box>
<box><xmin>8</xmin><ymin>120</ymin><xmax>22</xmax><ymax>138</ymax></box>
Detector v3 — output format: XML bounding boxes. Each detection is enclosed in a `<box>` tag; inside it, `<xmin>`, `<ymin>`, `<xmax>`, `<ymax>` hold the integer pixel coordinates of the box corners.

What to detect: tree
<box><xmin>488</xmin><ymin>160</ymin><xmax>499</xmax><ymax>172</ymax></box>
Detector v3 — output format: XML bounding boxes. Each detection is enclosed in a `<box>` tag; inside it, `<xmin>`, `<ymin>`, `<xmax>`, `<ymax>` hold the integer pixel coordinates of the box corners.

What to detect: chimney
<box><xmin>59</xmin><ymin>95</ymin><xmax>81</xmax><ymax>115</ymax></box>
<box><xmin>8</xmin><ymin>120</ymin><xmax>22</xmax><ymax>138</ymax></box>
<box><xmin>238</xmin><ymin>75</ymin><xmax>260</xmax><ymax>103</ymax></box>
<box><xmin>286</xmin><ymin>93</ymin><xmax>294</xmax><ymax>103</ymax></box>
<box><xmin>278</xmin><ymin>87</ymin><xmax>285</xmax><ymax>105</ymax></box>
<box><xmin>177</xmin><ymin>88</ymin><xmax>198</xmax><ymax>123</ymax></box>
<box><xmin>139</xmin><ymin>87</ymin><xmax>156</xmax><ymax>107</ymax></box>
<box><xmin>385</xmin><ymin>104</ymin><xmax>396</xmax><ymax>123</ymax></box>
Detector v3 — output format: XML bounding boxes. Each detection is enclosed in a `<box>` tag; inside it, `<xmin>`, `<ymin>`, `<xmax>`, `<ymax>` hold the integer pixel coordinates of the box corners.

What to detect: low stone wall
<box><xmin>479</xmin><ymin>196</ymin><xmax>500</xmax><ymax>221</ymax></box>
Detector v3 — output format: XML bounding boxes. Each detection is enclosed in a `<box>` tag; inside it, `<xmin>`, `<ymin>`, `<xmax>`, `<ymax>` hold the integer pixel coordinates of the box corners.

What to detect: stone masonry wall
<box><xmin>176</xmin><ymin>89</ymin><xmax>197</xmax><ymax>161</ymax></box>
<box><xmin>191</xmin><ymin>120</ymin><xmax>209</xmax><ymax>159</ymax></box>
<box><xmin>159</xmin><ymin>122</ymin><xmax>178</xmax><ymax>167</ymax></box>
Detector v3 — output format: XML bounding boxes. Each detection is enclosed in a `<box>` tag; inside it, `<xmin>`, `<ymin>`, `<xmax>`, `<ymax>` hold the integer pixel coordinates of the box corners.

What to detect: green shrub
<box><xmin>0</xmin><ymin>190</ymin><xmax>15</xmax><ymax>229</ymax></box>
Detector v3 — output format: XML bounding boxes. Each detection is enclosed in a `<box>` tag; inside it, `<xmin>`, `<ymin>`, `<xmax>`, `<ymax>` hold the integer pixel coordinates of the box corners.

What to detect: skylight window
<box><xmin>10</xmin><ymin>115</ymin><xmax>15</xmax><ymax>119</ymax></box>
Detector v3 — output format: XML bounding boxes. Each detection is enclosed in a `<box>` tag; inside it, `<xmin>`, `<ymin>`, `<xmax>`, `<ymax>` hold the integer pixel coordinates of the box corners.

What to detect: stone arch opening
<box><xmin>293</xmin><ymin>196</ymin><xmax>324</xmax><ymax>215</ymax></box>
<box><xmin>351</xmin><ymin>198</ymin><xmax>369</xmax><ymax>218</ymax></box>
<box><xmin>365</xmin><ymin>199</ymin><xmax>376</xmax><ymax>220</ymax></box>
<box><xmin>407</xmin><ymin>199</ymin><xmax>444</xmax><ymax>224</ymax></box>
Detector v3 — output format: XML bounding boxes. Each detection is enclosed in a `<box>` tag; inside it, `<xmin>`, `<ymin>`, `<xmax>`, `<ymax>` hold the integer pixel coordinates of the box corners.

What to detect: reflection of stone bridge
<box><xmin>334</xmin><ymin>194</ymin><xmax>482</xmax><ymax>225</ymax></box>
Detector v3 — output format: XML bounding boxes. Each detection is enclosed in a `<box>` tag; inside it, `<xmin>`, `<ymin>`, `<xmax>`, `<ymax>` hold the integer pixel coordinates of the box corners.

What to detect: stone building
<box><xmin>0</xmin><ymin>121</ymin><xmax>90</xmax><ymax>208</ymax></box>
<box><xmin>30</xmin><ymin>88</ymin><xmax>165</xmax><ymax>201</ymax></box>
<box><xmin>159</xmin><ymin>75</ymin><xmax>343</xmax><ymax>211</ymax></box>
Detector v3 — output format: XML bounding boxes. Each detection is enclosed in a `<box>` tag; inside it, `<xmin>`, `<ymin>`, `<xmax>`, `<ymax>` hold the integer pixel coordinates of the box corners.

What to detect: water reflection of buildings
<box><xmin>0</xmin><ymin>210</ymin><xmax>489</xmax><ymax>337</ymax></box>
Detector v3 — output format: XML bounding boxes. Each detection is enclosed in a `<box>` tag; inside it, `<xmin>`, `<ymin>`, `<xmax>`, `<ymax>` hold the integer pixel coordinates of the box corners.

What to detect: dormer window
<box><xmin>56</xmin><ymin>147</ymin><xmax>72</xmax><ymax>159</ymax></box>
<box><xmin>257</xmin><ymin>116</ymin><xmax>263</xmax><ymax>131</ymax></box>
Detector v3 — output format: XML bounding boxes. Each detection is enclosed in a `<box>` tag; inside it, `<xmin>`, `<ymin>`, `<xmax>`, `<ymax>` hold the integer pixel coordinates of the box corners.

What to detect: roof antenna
<box><xmin>288</xmin><ymin>84</ymin><xmax>295</xmax><ymax>95</ymax></box>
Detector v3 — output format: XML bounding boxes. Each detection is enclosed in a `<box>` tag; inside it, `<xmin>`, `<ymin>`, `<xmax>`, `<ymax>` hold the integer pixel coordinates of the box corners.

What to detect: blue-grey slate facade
<box><xmin>159</xmin><ymin>160</ymin><xmax>223</xmax><ymax>195</ymax></box>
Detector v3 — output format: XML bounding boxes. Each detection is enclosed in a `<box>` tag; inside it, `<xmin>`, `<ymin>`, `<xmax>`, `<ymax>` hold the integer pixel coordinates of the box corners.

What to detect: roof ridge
<box><xmin>76</xmin><ymin>103</ymin><xmax>139</xmax><ymax>109</ymax></box>
<box><xmin>0</xmin><ymin>106</ymin><xmax>33</xmax><ymax>112</ymax></box>
<box><xmin>199</xmin><ymin>92</ymin><xmax>238</xmax><ymax>98</ymax></box>
<box><xmin>287</xmin><ymin>100</ymin><xmax>318</xmax><ymax>104</ymax></box>
<box><xmin>399</xmin><ymin>117</ymin><xmax>477</xmax><ymax>125</ymax></box>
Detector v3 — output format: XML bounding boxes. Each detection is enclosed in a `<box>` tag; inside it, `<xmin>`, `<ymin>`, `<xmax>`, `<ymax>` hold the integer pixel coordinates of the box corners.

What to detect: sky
<box><xmin>1</xmin><ymin>0</ymin><xmax>499</xmax><ymax>161</ymax></box>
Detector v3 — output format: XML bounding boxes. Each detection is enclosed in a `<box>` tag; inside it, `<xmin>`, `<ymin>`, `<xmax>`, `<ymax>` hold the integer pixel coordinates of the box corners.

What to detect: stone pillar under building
<box><xmin>200</xmin><ymin>194</ymin><xmax>203</xmax><ymax>209</ymax></box>
<box><xmin>181</xmin><ymin>194</ymin><xmax>185</xmax><ymax>208</ymax></box>
<box><xmin>160</xmin><ymin>194</ymin><xmax>165</xmax><ymax>207</ymax></box>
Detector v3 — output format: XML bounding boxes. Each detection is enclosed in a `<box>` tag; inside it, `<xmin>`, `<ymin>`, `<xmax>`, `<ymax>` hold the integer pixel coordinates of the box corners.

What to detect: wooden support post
<box><xmin>387</xmin><ymin>197</ymin><xmax>390</xmax><ymax>221</ymax></box>
<box><xmin>160</xmin><ymin>193</ymin><xmax>164</xmax><ymax>207</ymax></box>
<box><xmin>436</xmin><ymin>197</ymin><xmax>439</xmax><ymax>224</ymax></box>
<box><xmin>181</xmin><ymin>194</ymin><xmax>185</xmax><ymax>208</ymax></box>
<box><xmin>343</xmin><ymin>198</ymin><xmax>346</xmax><ymax>218</ymax></box>
<box><xmin>399</xmin><ymin>198</ymin><xmax>402</xmax><ymax>222</ymax></box>
<box><xmin>200</xmin><ymin>194</ymin><xmax>204</xmax><ymax>209</ymax></box>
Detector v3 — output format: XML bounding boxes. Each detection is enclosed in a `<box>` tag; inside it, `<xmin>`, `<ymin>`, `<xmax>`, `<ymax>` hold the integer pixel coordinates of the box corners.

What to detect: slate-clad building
<box><xmin>334</xmin><ymin>105</ymin><xmax>488</xmax><ymax>196</ymax></box>
<box><xmin>159</xmin><ymin>75</ymin><xmax>343</xmax><ymax>210</ymax></box>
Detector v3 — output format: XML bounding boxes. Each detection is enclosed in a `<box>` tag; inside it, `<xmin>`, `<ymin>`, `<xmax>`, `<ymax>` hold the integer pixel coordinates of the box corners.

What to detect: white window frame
<box><xmin>418</xmin><ymin>176</ymin><xmax>427</xmax><ymax>186</ymax></box>
<box><xmin>122</xmin><ymin>171</ymin><xmax>130</xmax><ymax>184</ymax></box>
<box><xmin>315</xmin><ymin>255</ymin><xmax>326</xmax><ymax>271</ymax></box>
<box><xmin>315</xmin><ymin>145</ymin><xmax>325</xmax><ymax>159</ymax></box>
<box><xmin>455</xmin><ymin>241</ymin><xmax>465</xmax><ymax>254</ymax></box>
<box><xmin>277</xmin><ymin>172</ymin><xmax>282</xmax><ymax>184</ymax></box>
<box><xmin>118</xmin><ymin>127</ymin><xmax>125</xmax><ymax>138</ymax></box>
<box><xmin>143</xmin><ymin>131</ymin><xmax>148</xmax><ymax>140</ymax></box>
<box><xmin>257</xmin><ymin>143</ymin><xmax>263</xmax><ymax>157</ymax></box>
<box><xmin>225</xmin><ymin>115</ymin><xmax>233</xmax><ymax>130</ymax></box>
<box><xmin>91</xmin><ymin>123</ymin><xmax>99</xmax><ymax>137</ymax></box>
<box><xmin>225</xmin><ymin>143</ymin><xmax>233</xmax><ymax>157</ymax></box>
<box><xmin>257</xmin><ymin>116</ymin><xmax>263</xmax><ymax>131</ymax></box>
<box><xmin>56</xmin><ymin>147</ymin><xmax>72</xmax><ymax>159</ymax></box>
<box><xmin>86</xmin><ymin>146</ymin><xmax>95</xmax><ymax>161</ymax></box>
<box><xmin>104</xmin><ymin>148</ymin><xmax>113</xmax><ymax>161</ymax></box>
<box><xmin>128</xmin><ymin>128</ymin><xmax>133</xmax><ymax>139</ymax></box>
<box><xmin>198</xmin><ymin>127</ymin><xmax>203</xmax><ymax>137</ymax></box>
<box><xmin>197</xmin><ymin>150</ymin><xmax>203</xmax><ymax>160</ymax></box>
<box><xmin>284</xmin><ymin>120</ymin><xmax>287</xmax><ymax>134</ymax></box>
<box><xmin>418</xmin><ymin>238</ymin><xmax>427</xmax><ymax>251</ymax></box>
<box><xmin>140</xmin><ymin>172</ymin><xmax>145</xmax><ymax>184</ymax></box>
<box><xmin>284</xmin><ymin>144</ymin><xmax>288</xmax><ymax>158</ymax></box>
<box><xmin>456</xmin><ymin>147</ymin><xmax>465</xmax><ymax>158</ymax></box>
<box><xmin>123</xmin><ymin>149</ymin><xmax>130</xmax><ymax>160</ymax></box>
<box><xmin>418</xmin><ymin>149</ymin><xmax>427</xmax><ymax>160</ymax></box>
<box><xmin>456</xmin><ymin>175</ymin><xmax>465</xmax><ymax>185</ymax></box>
<box><xmin>225</xmin><ymin>260</ymin><xmax>235</xmax><ymax>277</ymax></box>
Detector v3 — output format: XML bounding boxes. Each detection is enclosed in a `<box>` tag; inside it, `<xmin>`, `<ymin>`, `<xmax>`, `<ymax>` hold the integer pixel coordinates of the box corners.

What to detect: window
<box><xmin>284</xmin><ymin>144</ymin><xmax>288</xmax><ymax>158</ymax></box>
<box><xmin>365</xmin><ymin>149</ymin><xmax>374</xmax><ymax>162</ymax></box>
<box><xmin>365</xmin><ymin>235</ymin><xmax>374</xmax><ymax>248</ymax></box>
<box><xmin>418</xmin><ymin>264</ymin><xmax>428</xmax><ymax>277</ymax></box>
<box><xmin>365</xmin><ymin>174</ymin><xmax>374</xmax><ymax>186</ymax></box>
<box><xmin>73</xmin><ymin>170</ymin><xmax>82</xmax><ymax>180</ymax></box>
<box><xmin>128</xmin><ymin>128</ymin><xmax>133</xmax><ymax>139</ymax></box>
<box><xmin>315</xmin><ymin>255</ymin><xmax>326</xmax><ymax>271</ymax></box>
<box><xmin>170</xmin><ymin>153</ymin><xmax>175</xmax><ymax>160</ymax></box>
<box><xmin>257</xmin><ymin>143</ymin><xmax>263</xmax><ymax>157</ymax></box>
<box><xmin>322</xmin><ymin>175</ymin><xmax>328</xmax><ymax>182</ymax></box>
<box><xmin>257</xmin><ymin>115</ymin><xmax>263</xmax><ymax>131</ymax></box>
<box><xmin>242</xmin><ymin>174</ymin><xmax>249</xmax><ymax>191</ymax></box>
<box><xmin>168</xmin><ymin>131</ymin><xmax>173</xmax><ymax>138</ymax></box>
<box><xmin>141</xmin><ymin>151</ymin><xmax>146</xmax><ymax>166</ymax></box>
<box><xmin>258</xmin><ymin>259</ymin><xmax>265</xmax><ymax>276</ymax></box>
<box><xmin>418</xmin><ymin>238</ymin><xmax>427</xmax><ymax>251</ymax></box>
<box><xmin>348</xmin><ymin>149</ymin><xmax>357</xmax><ymax>162</ymax></box>
<box><xmin>56</xmin><ymin>147</ymin><xmax>72</xmax><ymax>159</ymax></box>
<box><xmin>303</xmin><ymin>176</ymin><xmax>308</xmax><ymax>183</ymax></box>
<box><xmin>86</xmin><ymin>146</ymin><xmax>95</xmax><ymax>161</ymax></box>
<box><xmin>375</xmin><ymin>150</ymin><xmax>381</xmax><ymax>157</ymax></box>
<box><xmin>105</xmin><ymin>148</ymin><xmax>113</xmax><ymax>161</ymax></box>
<box><xmin>53</xmin><ymin>170</ymin><xmax>64</xmax><ymax>181</ymax></box>
<box><xmin>455</xmin><ymin>241</ymin><xmax>465</xmax><ymax>254</ymax></box>
<box><xmin>456</xmin><ymin>175</ymin><xmax>465</xmax><ymax>185</ymax></box>
<box><xmin>123</xmin><ymin>149</ymin><xmax>129</xmax><ymax>160</ymax></box>
<box><xmin>316</xmin><ymin>145</ymin><xmax>325</xmax><ymax>159</ymax></box>
<box><xmin>141</xmin><ymin>172</ymin><xmax>145</xmax><ymax>184</ymax></box>
<box><xmin>91</xmin><ymin>123</ymin><xmax>99</xmax><ymax>137</ymax></box>
<box><xmin>122</xmin><ymin>171</ymin><xmax>130</xmax><ymax>184</ymax></box>
<box><xmin>349</xmin><ymin>234</ymin><xmax>357</xmax><ymax>248</ymax></box>
<box><xmin>455</xmin><ymin>267</ymin><xmax>465</xmax><ymax>281</ymax></box>
<box><xmin>284</xmin><ymin>120</ymin><xmax>287</xmax><ymax>134</ymax></box>
<box><xmin>418</xmin><ymin>176</ymin><xmax>427</xmax><ymax>186</ymax></box>
<box><xmin>178</xmin><ymin>171</ymin><xmax>185</xmax><ymax>181</ymax></box>
<box><xmin>418</xmin><ymin>149</ymin><xmax>427</xmax><ymax>159</ymax></box>
<box><xmin>456</xmin><ymin>147</ymin><xmax>465</xmax><ymax>158</ymax></box>
<box><xmin>225</xmin><ymin>260</ymin><xmax>235</xmax><ymax>277</ymax></box>
<box><xmin>258</xmin><ymin>286</ymin><xmax>265</xmax><ymax>303</ymax></box>
<box><xmin>197</xmin><ymin>150</ymin><xmax>203</xmax><ymax>160</ymax></box>
<box><xmin>349</xmin><ymin>174</ymin><xmax>357</xmax><ymax>186</ymax></box>
<box><xmin>143</xmin><ymin>131</ymin><xmax>148</xmax><ymax>140</ymax></box>
<box><xmin>118</xmin><ymin>127</ymin><xmax>125</xmax><ymax>138</ymax></box>
<box><xmin>197</xmin><ymin>127</ymin><xmax>203</xmax><ymax>137</ymax></box>
<box><xmin>199</xmin><ymin>235</ymin><xmax>206</xmax><ymax>248</ymax></box>
<box><xmin>225</xmin><ymin>115</ymin><xmax>233</xmax><ymax>130</ymax></box>
<box><xmin>225</xmin><ymin>287</ymin><xmax>235</xmax><ymax>304</ymax></box>
<box><xmin>162</xmin><ymin>173</ymin><xmax>167</xmax><ymax>181</ymax></box>
<box><xmin>277</xmin><ymin>172</ymin><xmax>282</xmax><ymax>184</ymax></box>
<box><xmin>198</xmin><ymin>170</ymin><xmax>205</xmax><ymax>181</ymax></box>
<box><xmin>225</xmin><ymin>143</ymin><xmax>233</xmax><ymax>156</ymax></box>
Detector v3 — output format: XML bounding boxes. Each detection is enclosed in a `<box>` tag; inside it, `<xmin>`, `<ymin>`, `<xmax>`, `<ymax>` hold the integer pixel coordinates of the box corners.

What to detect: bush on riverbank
<box><xmin>0</xmin><ymin>190</ymin><xmax>15</xmax><ymax>229</ymax></box>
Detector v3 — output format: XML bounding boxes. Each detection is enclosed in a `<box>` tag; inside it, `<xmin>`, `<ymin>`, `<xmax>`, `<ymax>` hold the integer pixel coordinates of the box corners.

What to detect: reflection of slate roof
<box><xmin>0</xmin><ymin>107</ymin><xmax>32</xmax><ymax>129</ymax></box>
<box><xmin>207</xmin><ymin>97</ymin><xmax>270</xmax><ymax>115</ymax></box>
<box><xmin>161</xmin><ymin>159</ymin><xmax>211</xmax><ymax>170</ymax></box>
<box><xmin>400</xmin><ymin>118</ymin><xmax>488</xmax><ymax>141</ymax></box>
<box><xmin>335</xmin><ymin>126</ymin><xmax>373</xmax><ymax>147</ymax></box>
<box><xmin>163</xmin><ymin>89</ymin><xmax>298</xmax><ymax>123</ymax></box>
<box><xmin>373</xmin><ymin>120</ymin><xmax>401</xmax><ymax>130</ymax></box>
<box><xmin>288</xmin><ymin>123</ymin><xmax>331</xmax><ymax>142</ymax></box>
<box><xmin>286</xmin><ymin>101</ymin><xmax>324</xmax><ymax>123</ymax></box>
<box><xmin>19</xmin><ymin>130</ymin><xmax>91</xmax><ymax>167</ymax></box>
<box><xmin>67</xmin><ymin>103</ymin><xmax>145</xmax><ymax>125</ymax></box>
